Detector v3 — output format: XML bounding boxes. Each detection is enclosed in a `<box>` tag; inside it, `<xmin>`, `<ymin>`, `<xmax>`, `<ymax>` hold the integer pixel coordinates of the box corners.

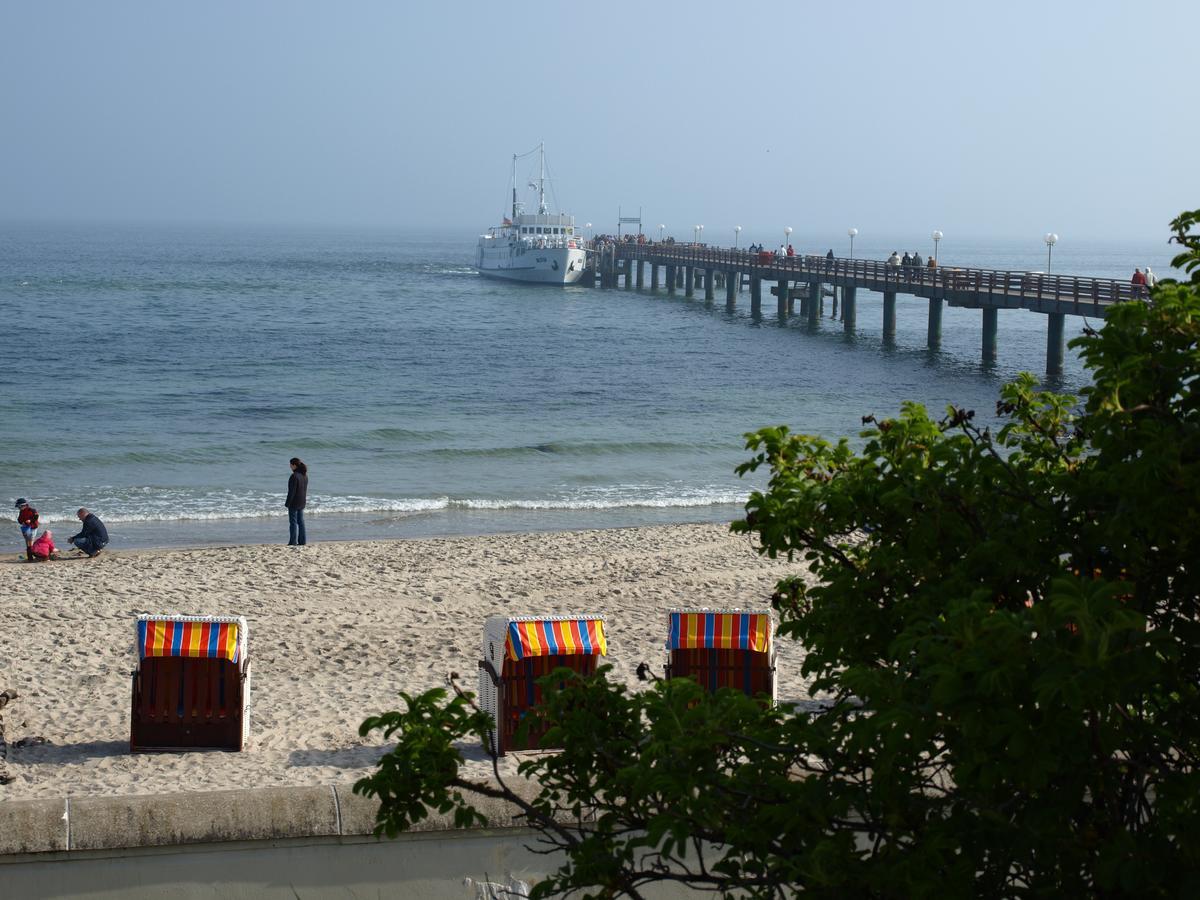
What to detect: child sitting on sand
<box><xmin>15</xmin><ymin>498</ymin><xmax>39</xmax><ymax>562</ymax></box>
<box><xmin>29</xmin><ymin>530</ymin><xmax>58</xmax><ymax>561</ymax></box>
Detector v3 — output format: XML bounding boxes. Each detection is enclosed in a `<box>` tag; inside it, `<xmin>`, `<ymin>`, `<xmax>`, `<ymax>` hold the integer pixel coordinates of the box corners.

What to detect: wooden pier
<box><xmin>584</xmin><ymin>243</ymin><xmax>1145</xmax><ymax>377</ymax></box>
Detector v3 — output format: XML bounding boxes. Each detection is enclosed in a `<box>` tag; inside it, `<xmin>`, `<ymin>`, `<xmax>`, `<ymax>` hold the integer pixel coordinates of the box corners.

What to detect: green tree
<box><xmin>356</xmin><ymin>212</ymin><xmax>1200</xmax><ymax>899</ymax></box>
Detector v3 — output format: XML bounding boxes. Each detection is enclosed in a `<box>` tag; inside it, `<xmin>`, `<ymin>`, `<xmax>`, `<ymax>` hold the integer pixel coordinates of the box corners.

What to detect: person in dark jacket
<box><xmin>69</xmin><ymin>508</ymin><xmax>109</xmax><ymax>557</ymax></box>
<box><xmin>286</xmin><ymin>457</ymin><xmax>308</xmax><ymax>546</ymax></box>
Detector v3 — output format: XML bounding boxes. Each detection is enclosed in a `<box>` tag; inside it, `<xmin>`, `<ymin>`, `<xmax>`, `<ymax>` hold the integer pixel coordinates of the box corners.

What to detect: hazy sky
<box><xmin>2</xmin><ymin>0</ymin><xmax>1195</xmax><ymax>240</ymax></box>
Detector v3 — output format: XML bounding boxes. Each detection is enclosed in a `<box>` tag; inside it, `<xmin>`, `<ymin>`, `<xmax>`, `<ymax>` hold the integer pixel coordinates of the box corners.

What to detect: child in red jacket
<box><xmin>30</xmin><ymin>529</ymin><xmax>57</xmax><ymax>561</ymax></box>
<box><xmin>15</xmin><ymin>499</ymin><xmax>39</xmax><ymax>562</ymax></box>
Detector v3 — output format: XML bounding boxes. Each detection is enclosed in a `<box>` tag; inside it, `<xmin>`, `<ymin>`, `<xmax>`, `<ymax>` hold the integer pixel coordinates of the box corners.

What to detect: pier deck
<box><xmin>586</xmin><ymin>243</ymin><xmax>1145</xmax><ymax>377</ymax></box>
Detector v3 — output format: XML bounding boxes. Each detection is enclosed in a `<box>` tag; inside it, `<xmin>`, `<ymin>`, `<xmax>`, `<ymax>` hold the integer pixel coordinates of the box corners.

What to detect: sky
<box><xmin>1</xmin><ymin>0</ymin><xmax>1196</xmax><ymax>241</ymax></box>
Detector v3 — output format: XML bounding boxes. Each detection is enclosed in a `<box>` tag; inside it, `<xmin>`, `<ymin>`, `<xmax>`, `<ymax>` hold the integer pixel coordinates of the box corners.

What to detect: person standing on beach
<box><xmin>68</xmin><ymin>508</ymin><xmax>108</xmax><ymax>558</ymax></box>
<box><xmin>286</xmin><ymin>457</ymin><xmax>308</xmax><ymax>546</ymax></box>
<box><xmin>15</xmin><ymin>499</ymin><xmax>38</xmax><ymax>562</ymax></box>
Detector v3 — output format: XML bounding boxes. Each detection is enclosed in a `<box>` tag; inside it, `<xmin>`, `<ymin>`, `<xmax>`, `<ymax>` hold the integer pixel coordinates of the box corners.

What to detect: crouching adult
<box><xmin>69</xmin><ymin>508</ymin><xmax>109</xmax><ymax>557</ymax></box>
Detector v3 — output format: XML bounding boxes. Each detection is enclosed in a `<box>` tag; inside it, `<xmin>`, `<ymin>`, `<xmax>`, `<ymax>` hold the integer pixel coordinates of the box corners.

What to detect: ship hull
<box><xmin>476</xmin><ymin>246</ymin><xmax>587</xmax><ymax>285</ymax></box>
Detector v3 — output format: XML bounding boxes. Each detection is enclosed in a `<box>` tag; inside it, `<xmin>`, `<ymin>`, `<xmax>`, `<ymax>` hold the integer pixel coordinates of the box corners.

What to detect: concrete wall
<box><xmin>0</xmin><ymin>830</ymin><xmax>553</xmax><ymax>899</ymax></box>
<box><xmin>0</xmin><ymin>784</ymin><xmax>693</xmax><ymax>899</ymax></box>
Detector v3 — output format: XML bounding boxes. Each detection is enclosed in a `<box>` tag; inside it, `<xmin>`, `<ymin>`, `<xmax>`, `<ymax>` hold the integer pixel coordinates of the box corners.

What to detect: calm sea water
<box><xmin>0</xmin><ymin>223</ymin><xmax>1178</xmax><ymax>550</ymax></box>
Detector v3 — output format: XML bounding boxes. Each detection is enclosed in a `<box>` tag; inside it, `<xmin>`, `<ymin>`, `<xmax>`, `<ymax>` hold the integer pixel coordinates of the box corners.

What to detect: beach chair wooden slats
<box><xmin>665</xmin><ymin>647</ymin><xmax>774</xmax><ymax>698</ymax></box>
<box><xmin>130</xmin><ymin>658</ymin><xmax>247</xmax><ymax>751</ymax></box>
<box><xmin>130</xmin><ymin>614</ymin><xmax>251</xmax><ymax>753</ymax></box>
<box><xmin>134</xmin><ymin>658</ymin><xmax>238</xmax><ymax>727</ymax></box>
<box><xmin>479</xmin><ymin>615</ymin><xmax>606</xmax><ymax>756</ymax></box>
<box><xmin>665</xmin><ymin>609</ymin><xmax>777</xmax><ymax>703</ymax></box>
<box><xmin>499</xmin><ymin>652</ymin><xmax>598</xmax><ymax>753</ymax></box>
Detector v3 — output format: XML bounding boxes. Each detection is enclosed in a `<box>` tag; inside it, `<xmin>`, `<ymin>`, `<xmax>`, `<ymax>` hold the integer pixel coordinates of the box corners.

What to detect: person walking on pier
<box><xmin>887</xmin><ymin>251</ymin><xmax>901</xmax><ymax>268</ymax></box>
<box><xmin>1131</xmin><ymin>268</ymin><xmax>1147</xmax><ymax>298</ymax></box>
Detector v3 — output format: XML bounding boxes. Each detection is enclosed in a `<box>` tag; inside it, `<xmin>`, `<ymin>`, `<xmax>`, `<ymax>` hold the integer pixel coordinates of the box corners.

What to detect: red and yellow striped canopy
<box><xmin>505</xmin><ymin>618</ymin><xmax>607</xmax><ymax>661</ymax></box>
<box><xmin>137</xmin><ymin>617</ymin><xmax>243</xmax><ymax>664</ymax></box>
<box><xmin>668</xmin><ymin>611</ymin><xmax>770</xmax><ymax>652</ymax></box>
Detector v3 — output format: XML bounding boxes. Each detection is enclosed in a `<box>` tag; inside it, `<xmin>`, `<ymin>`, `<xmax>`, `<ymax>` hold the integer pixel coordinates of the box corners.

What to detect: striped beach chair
<box><xmin>665</xmin><ymin>608</ymin><xmax>776</xmax><ymax>702</ymax></box>
<box><xmin>477</xmin><ymin>615</ymin><xmax>607</xmax><ymax>756</ymax></box>
<box><xmin>130</xmin><ymin>614</ymin><xmax>252</xmax><ymax>752</ymax></box>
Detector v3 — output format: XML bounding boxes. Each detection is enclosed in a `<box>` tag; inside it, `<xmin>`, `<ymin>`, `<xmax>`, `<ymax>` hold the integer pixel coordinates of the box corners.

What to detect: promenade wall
<box><xmin>0</xmin><ymin>783</ymin><xmax>692</xmax><ymax>899</ymax></box>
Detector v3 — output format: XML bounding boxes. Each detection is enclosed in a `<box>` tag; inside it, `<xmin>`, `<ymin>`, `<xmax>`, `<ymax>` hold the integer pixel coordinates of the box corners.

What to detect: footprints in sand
<box><xmin>0</xmin><ymin>523</ymin><xmax>804</xmax><ymax>800</ymax></box>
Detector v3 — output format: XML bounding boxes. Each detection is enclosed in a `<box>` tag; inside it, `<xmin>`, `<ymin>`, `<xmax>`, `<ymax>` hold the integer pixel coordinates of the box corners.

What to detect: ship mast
<box><xmin>511</xmin><ymin>153</ymin><xmax>518</xmax><ymax>222</ymax></box>
<box><xmin>537</xmin><ymin>141</ymin><xmax>547</xmax><ymax>215</ymax></box>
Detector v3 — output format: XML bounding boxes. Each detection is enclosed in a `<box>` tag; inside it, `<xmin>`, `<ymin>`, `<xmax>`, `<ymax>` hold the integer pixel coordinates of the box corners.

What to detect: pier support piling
<box><xmin>705</xmin><ymin>269</ymin><xmax>715</xmax><ymax>301</ymax></box>
<box><xmin>842</xmin><ymin>286</ymin><xmax>857</xmax><ymax>332</ymax></box>
<box><xmin>650</xmin><ymin>263</ymin><xmax>659</xmax><ymax>291</ymax></box>
<box><xmin>725</xmin><ymin>271</ymin><xmax>737</xmax><ymax>307</ymax></box>
<box><xmin>982</xmin><ymin>307</ymin><xmax>998</xmax><ymax>363</ymax></box>
<box><xmin>750</xmin><ymin>276</ymin><xmax>762</xmax><ymax>314</ymax></box>
<box><xmin>666</xmin><ymin>265</ymin><xmax>676</xmax><ymax>294</ymax></box>
<box><xmin>831</xmin><ymin>287</ymin><xmax>839</xmax><ymax>320</ymax></box>
<box><xmin>777</xmin><ymin>280</ymin><xmax>789</xmax><ymax>317</ymax></box>
<box><xmin>685</xmin><ymin>267</ymin><xmax>695</xmax><ymax>298</ymax></box>
<box><xmin>883</xmin><ymin>291</ymin><xmax>897</xmax><ymax>340</ymax></box>
<box><xmin>1046</xmin><ymin>312</ymin><xmax>1065</xmax><ymax>378</ymax></box>
<box><xmin>927</xmin><ymin>298</ymin><xmax>943</xmax><ymax>348</ymax></box>
<box><xmin>808</xmin><ymin>283</ymin><xmax>820</xmax><ymax>326</ymax></box>
<box><xmin>635</xmin><ymin>260</ymin><xmax>644</xmax><ymax>289</ymax></box>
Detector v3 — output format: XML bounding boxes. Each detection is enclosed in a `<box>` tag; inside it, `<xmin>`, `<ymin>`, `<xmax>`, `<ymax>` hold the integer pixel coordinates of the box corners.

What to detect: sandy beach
<box><xmin>0</xmin><ymin>523</ymin><xmax>807</xmax><ymax>801</ymax></box>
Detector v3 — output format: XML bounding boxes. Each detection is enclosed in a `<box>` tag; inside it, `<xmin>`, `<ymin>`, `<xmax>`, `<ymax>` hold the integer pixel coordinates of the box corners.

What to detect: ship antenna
<box><xmin>511</xmin><ymin>153</ymin><xmax>518</xmax><ymax>222</ymax></box>
<box><xmin>537</xmin><ymin>141</ymin><xmax>547</xmax><ymax>215</ymax></box>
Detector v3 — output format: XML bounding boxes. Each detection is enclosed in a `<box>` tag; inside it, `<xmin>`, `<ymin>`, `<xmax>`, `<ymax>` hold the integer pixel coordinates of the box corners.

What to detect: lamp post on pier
<box><xmin>734</xmin><ymin>225</ymin><xmax>741</xmax><ymax>249</ymax></box>
<box><xmin>784</xmin><ymin>226</ymin><xmax>792</xmax><ymax>251</ymax></box>
<box><xmin>585</xmin><ymin>222</ymin><xmax>592</xmax><ymax>242</ymax></box>
<box><xmin>1044</xmin><ymin>233</ymin><xmax>1058</xmax><ymax>272</ymax></box>
<box><xmin>848</xmin><ymin>227</ymin><xmax>858</xmax><ymax>259</ymax></box>
<box><xmin>698</xmin><ymin>225</ymin><xmax>704</xmax><ymax>244</ymax></box>
<box><xmin>658</xmin><ymin>224</ymin><xmax>664</xmax><ymax>242</ymax></box>
<box><xmin>932</xmin><ymin>230</ymin><xmax>942</xmax><ymax>264</ymax></box>
<box><xmin>694</xmin><ymin>225</ymin><xmax>700</xmax><ymax>244</ymax></box>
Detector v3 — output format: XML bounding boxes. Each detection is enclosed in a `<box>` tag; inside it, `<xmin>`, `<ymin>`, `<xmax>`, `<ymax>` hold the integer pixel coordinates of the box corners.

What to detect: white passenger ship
<box><xmin>476</xmin><ymin>144</ymin><xmax>587</xmax><ymax>285</ymax></box>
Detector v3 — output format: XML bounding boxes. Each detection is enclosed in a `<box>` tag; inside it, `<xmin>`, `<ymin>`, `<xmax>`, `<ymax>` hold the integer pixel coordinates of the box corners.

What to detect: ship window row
<box><xmin>520</xmin><ymin>226</ymin><xmax>573</xmax><ymax>235</ymax></box>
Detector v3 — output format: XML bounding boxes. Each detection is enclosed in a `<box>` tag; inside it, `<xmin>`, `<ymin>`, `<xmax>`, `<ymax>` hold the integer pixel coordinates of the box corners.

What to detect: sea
<box><xmin>0</xmin><ymin>222</ymin><xmax>1179</xmax><ymax>550</ymax></box>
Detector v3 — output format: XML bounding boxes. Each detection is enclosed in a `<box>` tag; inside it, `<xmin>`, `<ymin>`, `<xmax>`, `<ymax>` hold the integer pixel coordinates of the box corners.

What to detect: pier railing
<box><xmin>605</xmin><ymin>244</ymin><xmax>1145</xmax><ymax>310</ymax></box>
